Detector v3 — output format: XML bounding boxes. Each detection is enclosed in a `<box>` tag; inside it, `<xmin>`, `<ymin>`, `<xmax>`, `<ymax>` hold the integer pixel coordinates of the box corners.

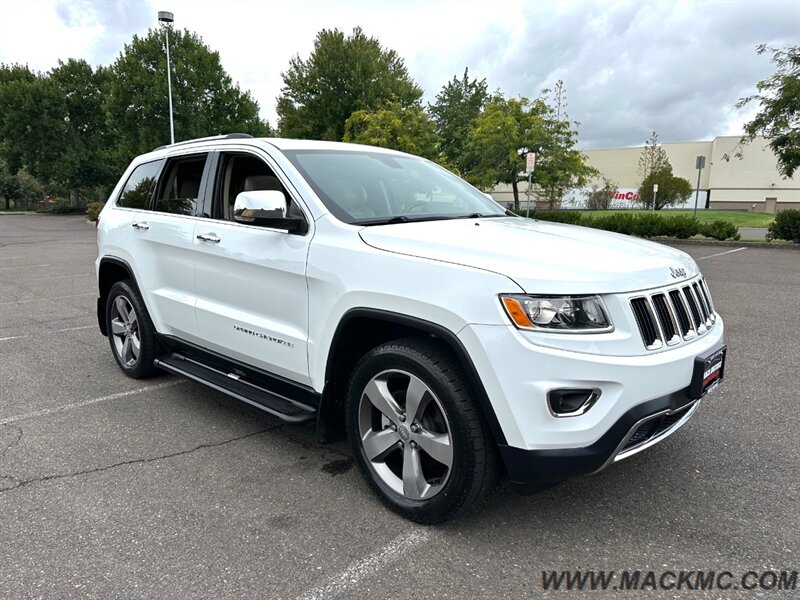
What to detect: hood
<box><xmin>358</xmin><ymin>216</ymin><xmax>698</xmax><ymax>294</ymax></box>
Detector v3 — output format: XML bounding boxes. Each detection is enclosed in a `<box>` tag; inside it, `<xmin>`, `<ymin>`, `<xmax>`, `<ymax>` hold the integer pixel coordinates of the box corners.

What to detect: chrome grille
<box><xmin>630</xmin><ymin>277</ymin><xmax>716</xmax><ymax>350</ymax></box>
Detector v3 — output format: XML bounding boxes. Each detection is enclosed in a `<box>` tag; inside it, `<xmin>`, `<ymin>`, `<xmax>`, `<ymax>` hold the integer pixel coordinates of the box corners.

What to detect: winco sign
<box><xmin>561</xmin><ymin>187</ymin><xmax>709</xmax><ymax>210</ymax></box>
<box><xmin>612</xmin><ymin>190</ymin><xmax>640</xmax><ymax>202</ymax></box>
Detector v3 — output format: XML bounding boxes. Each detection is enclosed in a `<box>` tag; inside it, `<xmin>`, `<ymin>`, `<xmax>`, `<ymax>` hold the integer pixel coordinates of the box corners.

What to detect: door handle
<box><xmin>131</xmin><ymin>221</ymin><xmax>150</xmax><ymax>230</ymax></box>
<box><xmin>196</xmin><ymin>232</ymin><xmax>221</xmax><ymax>243</ymax></box>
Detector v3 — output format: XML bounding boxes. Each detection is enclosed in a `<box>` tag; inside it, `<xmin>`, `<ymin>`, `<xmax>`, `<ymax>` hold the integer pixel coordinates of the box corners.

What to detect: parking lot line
<box><xmin>0</xmin><ymin>264</ymin><xmax>50</xmax><ymax>270</ymax></box>
<box><xmin>696</xmin><ymin>247</ymin><xmax>747</xmax><ymax>260</ymax></box>
<box><xmin>0</xmin><ymin>293</ymin><xmax>95</xmax><ymax>305</ymax></box>
<box><xmin>0</xmin><ymin>324</ymin><xmax>96</xmax><ymax>342</ymax></box>
<box><xmin>28</xmin><ymin>273</ymin><xmax>94</xmax><ymax>281</ymax></box>
<box><xmin>0</xmin><ymin>380</ymin><xmax>186</xmax><ymax>425</ymax></box>
<box><xmin>296</xmin><ymin>529</ymin><xmax>432</xmax><ymax>600</ymax></box>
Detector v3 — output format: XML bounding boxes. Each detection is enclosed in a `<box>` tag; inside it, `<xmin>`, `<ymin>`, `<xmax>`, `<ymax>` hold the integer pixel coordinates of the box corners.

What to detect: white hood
<box><xmin>358</xmin><ymin>217</ymin><xmax>699</xmax><ymax>294</ymax></box>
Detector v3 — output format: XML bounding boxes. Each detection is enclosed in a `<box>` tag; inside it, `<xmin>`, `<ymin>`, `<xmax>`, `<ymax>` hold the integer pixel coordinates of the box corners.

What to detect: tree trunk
<box><xmin>69</xmin><ymin>188</ymin><xmax>79</xmax><ymax>208</ymax></box>
<box><xmin>512</xmin><ymin>179</ymin><xmax>519</xmax><ymax>212</ymax></box>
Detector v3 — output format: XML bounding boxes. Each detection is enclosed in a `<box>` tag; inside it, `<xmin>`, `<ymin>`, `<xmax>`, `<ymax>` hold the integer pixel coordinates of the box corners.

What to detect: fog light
<box><xmin>547</xmin><ymin>388</ymin><xmax>601</xmax><ymax>417</ymax></box>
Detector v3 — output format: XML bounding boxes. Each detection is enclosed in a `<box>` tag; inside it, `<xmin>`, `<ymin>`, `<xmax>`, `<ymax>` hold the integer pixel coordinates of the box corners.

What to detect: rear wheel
<box><xmin>346</xmin><ymin>338</ymin><xmax>499</xmax><ymax>523</ymax></box>
<box><xmin>105</xmin><ymin>280</ymin><xmax>160</xmax><ymax>379</ymax></box>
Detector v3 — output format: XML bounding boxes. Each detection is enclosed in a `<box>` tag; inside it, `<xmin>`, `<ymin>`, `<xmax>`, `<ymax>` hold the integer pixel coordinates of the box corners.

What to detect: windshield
<box><xmin>281</xmin><ymin>149</ymin><xmax>507</xmax><ymax>225</ymax></box>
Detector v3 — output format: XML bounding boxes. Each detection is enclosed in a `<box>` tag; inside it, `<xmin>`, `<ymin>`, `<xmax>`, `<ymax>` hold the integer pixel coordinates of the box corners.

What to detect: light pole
<box><xmin>158</xmin><ymin>10</ymin><xmax>175</xmax><ymax>145</ymax></box>
<box><xmin>652</xmin><ymin>183</ymin><xmax>658</xmax><ymax>212</ymax></box>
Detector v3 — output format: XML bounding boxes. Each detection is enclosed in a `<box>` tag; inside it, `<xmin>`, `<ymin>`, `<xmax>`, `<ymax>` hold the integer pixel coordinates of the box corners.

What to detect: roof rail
<box><xmin>154</xmin><ymin>133</ymin><xmax>254</xmax><ymax>151</ymax></box>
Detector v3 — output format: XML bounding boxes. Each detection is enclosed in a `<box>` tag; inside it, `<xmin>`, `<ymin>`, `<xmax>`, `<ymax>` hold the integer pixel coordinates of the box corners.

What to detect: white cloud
<box><xmin>1</xmin><ymin>0</ymin><xmax>797</xmax><ymax>147</ymax></box>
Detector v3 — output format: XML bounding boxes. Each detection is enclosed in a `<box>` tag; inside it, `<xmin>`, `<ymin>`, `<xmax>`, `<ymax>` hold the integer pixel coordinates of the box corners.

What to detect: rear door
<box><xmin>128</xmin><ymin>151</ymin><xmax>211</xmax><ymax>342</ymax></box>
<box><xmin>192</xmin><ymin>147</ymin><xmax>312</xmax><ymax>385</ymax></box>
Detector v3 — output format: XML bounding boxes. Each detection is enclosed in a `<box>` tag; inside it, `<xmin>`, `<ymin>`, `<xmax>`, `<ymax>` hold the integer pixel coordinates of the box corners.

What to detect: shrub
<box><xmin>662</xmin><ymin>215</ymin><xmax>701</xmax><ymax>239</ymax></box>
<box><xmin>632</xmin><ymin>213</ymin><xmax>670</xmax><ymax>238</ymax></box>
<box><xmin>523</xmin><ymin>210</ymin><xmax>584</xmax><ymax>225</ymax></box>
<box><xmin>768</xmin><ymin>209</ymin><xmax>800</xmax><ymax>243</ymax></box>
<box><xmin>516</xmin><ymin>210</ymin><xmax>742</xmax><ymax>242</ymax></box>
<box><xmin>37</xmin><ymin>204</ymin><xmax>83</xmax><ymax>214</ymax></box>
<box><xmin>701</xmin><ymin>220</ymin><xmax>740</xmax><ymax>241</ymax></box>
<box><xmin>591</xmin><ymin>212</ymin><xmax>639</xmax><ymax>235</ymax></box>
<box><xmin>86</xmin><ymin>202</ymin><xmax>104</xmax><ymax>222</ymax></box>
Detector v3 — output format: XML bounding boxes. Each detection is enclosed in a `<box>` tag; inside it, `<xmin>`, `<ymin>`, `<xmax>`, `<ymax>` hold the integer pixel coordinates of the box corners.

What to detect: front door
<box><xmin>192</xmin><ymin>149</ymin><xmax>312</xmax><ymax>385</ymax></box>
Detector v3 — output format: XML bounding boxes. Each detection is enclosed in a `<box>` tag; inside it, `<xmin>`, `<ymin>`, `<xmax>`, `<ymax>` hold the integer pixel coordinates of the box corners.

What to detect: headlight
<box><xmin>500</xmin><ymin>294</ymin><xmax>613</xmax><ymax>332</ymax></box>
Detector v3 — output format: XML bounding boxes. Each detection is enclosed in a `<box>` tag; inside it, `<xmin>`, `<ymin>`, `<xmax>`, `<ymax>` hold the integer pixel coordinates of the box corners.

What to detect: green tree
<box><xmin>429</xmin><ymin>68</ymin><xmax>488</xmax><ymax>176</ymax></box>
<box><xmin>638</xmin><ymin>166</ymin><xmax>693</xmax><ymax>210</ymax></box>
<box><xmin>736</xmin><ymin>44</ymin><xmax>800</xmax><ymax>178</ymax></box>
<box><xmin>51</xmin><ymin>59</ymin><xmax>115</xmax><ymax>205</ymax></box>
<box><xmin>537</xmin><ymin>81</ymin><xmax>596</xmax><ymax>208</ymax></box>
<box><xmin>106</xmin><ymin>27</ymin><xmax>269</xmax><ymax>165</ymax></box>
<box><xmin>584</xmin><ymin>177</ymin><xmax>618</xmax><ymax>210</ymax></box>
<box><xmin>277</xmin><ymin>27</ymin><xmax>423</xmax><ymax>141</ymax></box>
<box><xmin>465</xmin><ymin>94</ymin><xmax>594</xmax><ymax>210</ymax></box>
<box><xmin>0</xmin><ymin>61</ymin><xmax>116</xmax><ymax>206</ymax></box>
<box><xmin>638</xmin><ymin>131</ymin><xmax>669</xmax><ymax>181</ymax></box>
<box><xmin>0</xmin><ymin>64</ymin><xmax>67</xmax><ymax>182</ymax></box>
<box><xmin>343</xmin><ymin>102</ymin><xmax>441</xmax><ymax>161</ymax></box>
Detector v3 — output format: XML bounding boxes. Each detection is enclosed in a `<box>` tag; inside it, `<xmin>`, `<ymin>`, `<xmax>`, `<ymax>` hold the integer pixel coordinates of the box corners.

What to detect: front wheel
<box><xmin>346</xmin><ymin>338</ymin><xmax>499</xmax><ymax>523</ymax></box>
<box><xmin>105</xmin><ymin>280</ymin><xmax>160</xmax><ymax>379</ymax></box>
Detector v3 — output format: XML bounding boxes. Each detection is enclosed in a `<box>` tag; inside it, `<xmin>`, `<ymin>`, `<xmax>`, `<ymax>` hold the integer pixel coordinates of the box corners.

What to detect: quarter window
<box><xmin>116</xmin><ymin>160</ymin><xmax>163</xmax><ymax>209</ymax></box>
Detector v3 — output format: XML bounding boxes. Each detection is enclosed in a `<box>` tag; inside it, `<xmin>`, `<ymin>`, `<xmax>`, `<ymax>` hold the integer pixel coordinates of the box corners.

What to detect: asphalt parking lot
<box><xmin>1</xmin><ymin>214</ymin><xmax>798</xmax><ymax>599</ymax></box>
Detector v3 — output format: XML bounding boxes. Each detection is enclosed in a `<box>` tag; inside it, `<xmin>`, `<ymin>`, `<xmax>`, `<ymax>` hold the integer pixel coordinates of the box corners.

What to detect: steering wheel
<box><xmin>404</xmin><ymin>201</ymin><xmax>430</xmax><ymax>214</ymax></box>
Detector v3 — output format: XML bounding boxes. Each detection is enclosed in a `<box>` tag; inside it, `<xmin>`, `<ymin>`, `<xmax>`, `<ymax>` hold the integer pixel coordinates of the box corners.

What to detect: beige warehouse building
<box><xmin>491</xmin><ymin>136</ymin><xmax>800</xmax><ymax>213</ymax></box>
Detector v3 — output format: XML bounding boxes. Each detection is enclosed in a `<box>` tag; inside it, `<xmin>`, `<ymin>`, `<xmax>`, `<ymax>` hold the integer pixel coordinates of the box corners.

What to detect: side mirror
<box><xmin>233</xmin><ymin>190</ymin><xmax>304</xmax><ymax>233</ymax></box>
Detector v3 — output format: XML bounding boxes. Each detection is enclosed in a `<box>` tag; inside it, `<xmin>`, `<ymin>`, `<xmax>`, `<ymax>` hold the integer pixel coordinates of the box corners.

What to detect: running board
<box><xmin>154</xmin><ymin>353</ymin><xmax>316</xmax><ymax>424</ymax></box>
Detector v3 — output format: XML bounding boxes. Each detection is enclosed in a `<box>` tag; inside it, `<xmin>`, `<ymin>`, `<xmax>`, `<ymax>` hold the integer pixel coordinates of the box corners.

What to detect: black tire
<box><xmin>345</xmin><ymin>337</ymin><xmax>499</xmax><ymax>524</ymax></box>
<box><xmin>105</xmin><ymin>279</ymin><xmax>161</xmax><ymax>379</ymax></box>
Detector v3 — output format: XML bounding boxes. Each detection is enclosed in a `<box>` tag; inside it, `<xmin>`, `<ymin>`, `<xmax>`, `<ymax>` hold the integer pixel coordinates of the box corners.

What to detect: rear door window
<box><xmin>153</xmin><ymin>154</ymin><xmax>210</xmax><ymax>215</ymax></box>
<box><xmin>116</xmin><ymin>159</ymin><xmax>163</xmax><ymax>209</ymax></box>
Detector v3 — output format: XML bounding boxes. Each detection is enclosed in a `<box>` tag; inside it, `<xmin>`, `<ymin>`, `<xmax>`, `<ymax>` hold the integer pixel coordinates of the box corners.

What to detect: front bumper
<box><xmin>457</xmin><ymin>315</ymin><xmax>724</xmax><ymax>486</ymax></box>
<box><xmin>499</xmin><ymin>389</ymin><xmax>700</xmax><ymax>486</ymax></box>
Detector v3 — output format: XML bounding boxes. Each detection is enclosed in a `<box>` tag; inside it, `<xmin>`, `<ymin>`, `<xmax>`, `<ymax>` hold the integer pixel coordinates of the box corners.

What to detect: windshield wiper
<box><xmin>356</xmin><ymin>215</ymin><xmax>415</xmax><ymax>226</ymax></box>
<box><xmin>453</xmin><ymin>212</ymin><xmax>506</xmax><ymax>219</ymax></box>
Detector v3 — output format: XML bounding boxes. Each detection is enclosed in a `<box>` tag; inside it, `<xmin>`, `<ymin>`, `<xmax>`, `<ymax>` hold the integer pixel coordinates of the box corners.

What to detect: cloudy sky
<box><xmin>0</xmin><ymin>0</ymin><xmax>797</xmax><ymax>148</ymax></box>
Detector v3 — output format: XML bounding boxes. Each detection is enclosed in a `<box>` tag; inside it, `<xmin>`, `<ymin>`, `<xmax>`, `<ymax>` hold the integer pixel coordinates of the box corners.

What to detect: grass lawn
<box><xmin>580</xmin><ymin>209</ymin><xmax>774</xmax><ymax>228</ymax></box>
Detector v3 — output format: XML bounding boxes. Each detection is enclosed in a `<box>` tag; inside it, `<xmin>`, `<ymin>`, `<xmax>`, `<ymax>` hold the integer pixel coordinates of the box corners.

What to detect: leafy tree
<box><xmin>50</xmin><ymin>59</ymin><xmax>115</xmax><ymax>205</ymax></box>
<box><xmin>638</xmin><ymin>131</ymin><xmax>669</xmax><ymax>181</ymax></box>
<box><xmin>537</xmin><ymin>81</ymin><xmax>595</xmax><ymax>208</ymax></box>
<box><xmin>584</xmin><ymin>177</ymin><xmax>618</xmax><ymax>210</ymax></box>
<box><xmin>0</xmin><ymin>61</ymin><xmax>116</xmax><ymax>206</ymax></box>
<box><xmin>638</xmin><ymin>166</ymin><xmax>693</xmax><ymax>210</ymax></box>
<box><xmin>0</xmin><ymin>158</ymin><xmax>18</xmax><ymax>207</ymax></box>
<box><xmin>429</xmin><ymin>68</ymin><xmax>488</xmax><ymax>176</ymax></box>
<box><xmin>343</xmin><ymin>102</ymin><xmax>441</xmax><ymax>161</ymax></box>
<box><xmin>0</xmin><ymin>64</ymin><xmax>67</xmax><ymax>180</ymax></box>
<box><xmin>736</xmin><ymin>44</ymin><xmax>800</xmax><ymax>178</ymax></box>
<box><xmin>106</xmin><ymin>27</ymin><xmax>269</xmax><ymax>165</ymax></box>
<box><xmin>277</xmin><ymin>27</ymin><xmax>423</xmax><ymax>141</ymax></box>
<box><xmin>465</xmin><ymin>94</ymin><xmax>594</xmax><ymax>210</ymax></box>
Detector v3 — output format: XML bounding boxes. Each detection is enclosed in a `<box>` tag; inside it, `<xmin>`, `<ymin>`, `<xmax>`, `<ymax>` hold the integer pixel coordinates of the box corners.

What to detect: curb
<box><xmin>655</xmin><ymin>238</ymin><xmax>799</xmax><ymax>250</ymax></box>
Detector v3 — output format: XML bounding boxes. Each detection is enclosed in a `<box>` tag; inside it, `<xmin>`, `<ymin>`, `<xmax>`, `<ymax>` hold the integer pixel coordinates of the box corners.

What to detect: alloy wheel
<box><xmin>110</xmin><ymin>295</ymin><xmax>140</xmax><ymax>368</ymax></box>
<box><xmin>357</xmin><ymin>369</ymin><xmax>454</xmax><ymax>500</ymax></box>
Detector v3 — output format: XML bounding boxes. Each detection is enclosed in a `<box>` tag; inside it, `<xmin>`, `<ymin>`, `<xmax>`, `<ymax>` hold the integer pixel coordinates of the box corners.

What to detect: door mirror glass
<box><xmin>233</xmin><ymin>190</ymin><xmax>288</xmax><ymax>222</ymax></box>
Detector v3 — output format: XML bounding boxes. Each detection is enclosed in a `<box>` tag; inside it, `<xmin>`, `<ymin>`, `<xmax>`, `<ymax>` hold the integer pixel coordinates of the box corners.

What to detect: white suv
<box><xmin>96</xmin><ymin>134</ymin><xmax>726</xmax><ymax>523</ymax></box>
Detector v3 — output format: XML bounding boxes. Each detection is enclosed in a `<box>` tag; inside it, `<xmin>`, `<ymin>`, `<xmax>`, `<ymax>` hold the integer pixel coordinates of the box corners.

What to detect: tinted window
<box><xmin>282</xmin><ymin>150</ymin><xmax>505</xmax><ymax>224</ymax></box>
<box><xmin>116</xmin><ymin>160</ymin><xmax>162</xmax><ymax>209</ymax></box>
<box><xmin>154</xmin><ymin>155</ymin><xmax>208</xmax><ymax>215</ymax></box>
